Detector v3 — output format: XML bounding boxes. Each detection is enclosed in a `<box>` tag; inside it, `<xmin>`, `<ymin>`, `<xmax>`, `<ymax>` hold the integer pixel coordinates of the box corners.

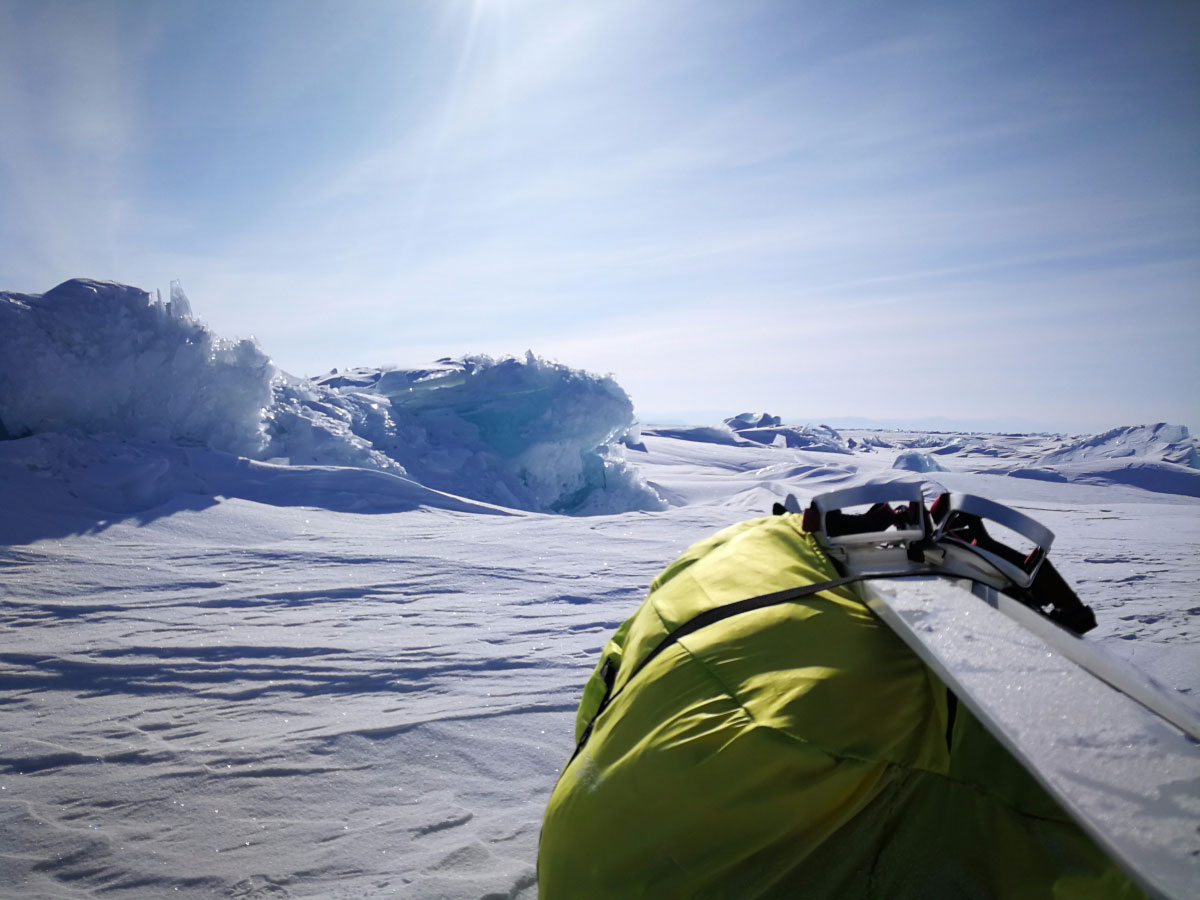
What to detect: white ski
<box><xmin>859</xmin><ymin>576</ymin><xmax>1199</xmax><ymax>900</ymax></box>
<box><xmin>804</xmin><ymin>484</ymin><xmax>1200</xmax><ymax>900</ymax></box>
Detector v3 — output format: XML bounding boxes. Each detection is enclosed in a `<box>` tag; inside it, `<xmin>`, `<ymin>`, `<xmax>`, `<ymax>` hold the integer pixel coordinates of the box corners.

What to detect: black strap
<box><xmin>930</xmin><ymin>500</ymin><xmax>1095</xmax><ymax>636</ymax></box>
<box><xmin>1026</xmin><ymin>558</ymin><xmax>1096</xmax><ymax>634</ymax></box>
<box><xmin>568</xmin><ymin>569</ymin><xmax>936</xmax><ymax>763</ymax></box>
<box><xmin>625</xmin><ymin>572</ymin><xmax>921</xmax><ymax>685</ymax></box>
<box><xmin>945</xmin><ymin>688</ymin><xmax>959</xmax><ymax>752</ymax></box>
<box><xmin>569</xmin><ymin>545</ymin><xmax>1094</xmax><ymax>762</ymax></box>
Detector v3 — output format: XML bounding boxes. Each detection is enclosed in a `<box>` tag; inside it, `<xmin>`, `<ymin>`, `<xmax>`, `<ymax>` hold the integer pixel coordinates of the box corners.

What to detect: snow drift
<box><xmin>1007</xmin><ymin>459</ymin><xmax>1200</xmax><ymax>498</ymax></box>
<box><xmin>1004</xmin><ymin>424</ymin><xmax>1200</xmax><ymax>498</ymax></box>
<box><xmin>641</xmin><ymin>423</ymin><xmax>753</xmax><ymax>446</ymax></box>
<box><xmin>0</xmin><ymin>280</ymin><xmax>663</xmax><ymax>515</ymax></box>
<box><xmin>642</xmin><ymin>416</ymin><xmax>853</xmax><ymax>455</ymax></box>
<box><xmin>724</xmin><ymin>413</ymin><xmax>851</xmax><ymax>453</ymax></box>
<box><xmin>893</xmin><ymin>450</ymin><xmax>949</xmax><ymax>473</ymax></box>
<box><xmin>1039</xmin><ymin>424</ymin><xmax>1199</xmax><ymax>469</ymax></box>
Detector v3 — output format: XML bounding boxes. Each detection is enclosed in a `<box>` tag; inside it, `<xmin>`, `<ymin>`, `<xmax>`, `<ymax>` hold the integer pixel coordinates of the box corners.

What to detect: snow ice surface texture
<box><xmin>1</xmin><ymin>281</ymin><xmax>1198</xmax><ymax>899</ymax></box>
<box><xmin>0</xmin><ymin>280</ymin><xmax>662</xmax><ymax>516</ymax></box>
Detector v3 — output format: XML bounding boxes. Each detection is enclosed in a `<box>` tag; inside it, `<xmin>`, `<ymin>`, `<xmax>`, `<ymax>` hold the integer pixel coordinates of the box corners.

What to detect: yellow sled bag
<box><xmin>538</xmin><ymin>515</ymin><xmax>1144</xmax><ymax>900</ymax></box>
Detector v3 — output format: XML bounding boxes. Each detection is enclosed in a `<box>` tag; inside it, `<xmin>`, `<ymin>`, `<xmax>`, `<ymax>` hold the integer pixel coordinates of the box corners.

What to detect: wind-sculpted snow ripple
<box><xmin>0</xmin><ymin>502</ymin><xmax>684</xmax><ymax>898</ymax></box>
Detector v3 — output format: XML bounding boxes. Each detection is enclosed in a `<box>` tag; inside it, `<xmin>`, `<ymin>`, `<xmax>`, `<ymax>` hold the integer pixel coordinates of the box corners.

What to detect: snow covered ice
<box><xmin>1</xmin><ymin>281</ymin><xmax>1198</xmax><ymax>898</ymax></box>
<box><xmin>1</xmin><ymin>280</ymin><xmax>663</xmax><ymax>516</ymax></box>
<box><xmin>0</xmin><ymin>279</ymin><xmax>273</xmax><ymax>457</ymax></box>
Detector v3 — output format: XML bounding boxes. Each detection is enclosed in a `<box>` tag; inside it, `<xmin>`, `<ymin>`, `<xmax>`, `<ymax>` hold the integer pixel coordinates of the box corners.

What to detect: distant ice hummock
<box><xmin>723</xmin><ymin>412</ymin><xmax>851</xmax><ymax>453</ymax></box>
<box><xmin>1039</xmin><ymin>424</ymin><xmax>1199</xmax><ymax>469</ymax></box>
<box><xmin>275</xmin><ymin>355</ymin><xmax>664</xmax><ymax>514</ymax></box>
<box><xmin>1003</xmin><ymin>424</ymin><xmax>1200</xmax><ymax>497</ymax></box>
<box><xmin>0</xmin><ymin>279</ymin><xmax>663</xmax><ymax>515</ymax></box>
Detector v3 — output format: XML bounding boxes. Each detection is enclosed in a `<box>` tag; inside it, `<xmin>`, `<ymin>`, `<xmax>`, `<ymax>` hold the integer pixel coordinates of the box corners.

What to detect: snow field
<box><xmin>3</xmin><ymin>427</ymin><xmax>1198</xmax><ymax>899</ymax></box>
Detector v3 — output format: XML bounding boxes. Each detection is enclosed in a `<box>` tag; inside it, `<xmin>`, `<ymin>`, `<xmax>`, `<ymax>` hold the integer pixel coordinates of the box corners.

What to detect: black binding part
<box><xmin>927</xmin><ymin>494</ymin><xmax>1096</xmax><ymax>635</ymax></box>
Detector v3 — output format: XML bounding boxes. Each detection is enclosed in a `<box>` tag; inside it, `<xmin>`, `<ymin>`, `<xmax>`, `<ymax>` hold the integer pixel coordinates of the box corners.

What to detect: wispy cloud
<box><xmin>0</xmin><ymin>2</ymin><xmax>140</xmax><ymax>284</ymax></box>
<box><xmin>1</xmin><ymin>0</ymin><xmax>1195</xmax><ymax>427</ymax></box>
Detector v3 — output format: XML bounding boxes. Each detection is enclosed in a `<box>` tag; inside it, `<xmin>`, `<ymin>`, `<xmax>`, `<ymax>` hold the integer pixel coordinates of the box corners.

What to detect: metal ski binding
<box><xmin>801</xmin><ymin>483</ymin><xmax>1095</xmax><ymax>635</ymax></box>
<box><xmin>927</xmin><ymin>492</ymin><xmax>1053</xmax><ymax>590</ymax></box>
<box><xmin>803</xmin><ymin>482</ymin><xmax>929</xmax><ymax>573</ymax></box>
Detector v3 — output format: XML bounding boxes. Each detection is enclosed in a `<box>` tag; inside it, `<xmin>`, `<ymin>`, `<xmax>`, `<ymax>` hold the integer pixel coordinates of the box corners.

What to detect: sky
<box><xmin>0</xmin><ymin>0</ymin><xmax>1197</xmax><ymax>431</ymax></box>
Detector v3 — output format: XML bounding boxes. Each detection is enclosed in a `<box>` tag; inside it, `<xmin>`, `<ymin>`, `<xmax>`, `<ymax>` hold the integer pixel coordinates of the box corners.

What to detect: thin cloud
<box><xmin>1</xmin><ymin>1</ymin><xmax>1195</xmax><ymax>428</ymax></box>
<box><xmin>0</xmin><ymin>2</ymin><xmax>139</xmax><ymax>283</ymax></box>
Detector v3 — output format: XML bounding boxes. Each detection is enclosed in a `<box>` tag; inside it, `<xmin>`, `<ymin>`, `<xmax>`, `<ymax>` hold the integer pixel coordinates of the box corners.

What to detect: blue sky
<box><xmin>1</xmin><ymin>0</ymin><xmax>1197</xmax><ymax>430</ymax></box>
